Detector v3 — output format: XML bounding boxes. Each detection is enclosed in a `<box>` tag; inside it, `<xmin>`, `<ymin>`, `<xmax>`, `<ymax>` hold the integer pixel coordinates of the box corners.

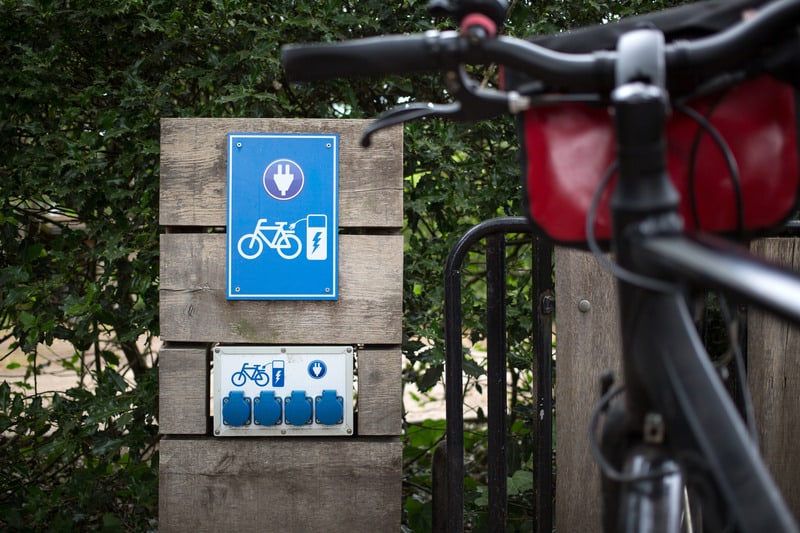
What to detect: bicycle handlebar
<box><xmin>282</xmin><ymin>0</ymin><xmax>800</xmax><ymax>94</ymax></box>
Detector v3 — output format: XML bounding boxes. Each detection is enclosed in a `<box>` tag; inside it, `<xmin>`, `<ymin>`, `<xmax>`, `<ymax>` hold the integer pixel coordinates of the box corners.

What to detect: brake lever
<box><xmin>360</xmin><ymin>66</ymin><xmax>529</xmax><ymax>147</ymax></box>
<box><xmin>360</xmin><ymin>102</ymin><xmax>459</xmax><ymax>147</ymax></box>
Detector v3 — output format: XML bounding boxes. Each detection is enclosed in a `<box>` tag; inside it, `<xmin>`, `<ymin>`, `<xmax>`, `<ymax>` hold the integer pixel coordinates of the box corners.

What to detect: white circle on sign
<box><xmin>263</xmin><ymin>159</ymin><xmax>305</xmax><ymax>200</ymax></box>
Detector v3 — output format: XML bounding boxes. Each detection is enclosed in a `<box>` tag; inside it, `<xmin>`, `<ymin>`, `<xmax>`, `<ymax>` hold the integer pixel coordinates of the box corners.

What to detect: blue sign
<box><xmin>227</xmin><ymin>133</ymin><xmax>339</xmax><ymax>300</ymax></box>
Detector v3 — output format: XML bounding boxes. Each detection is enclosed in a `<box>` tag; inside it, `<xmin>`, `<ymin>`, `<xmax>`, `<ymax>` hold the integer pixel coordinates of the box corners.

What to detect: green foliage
<box><xmin>0</xmin><ymin>368</ymin><xmax>158</xmax><ymax>531</ymax></box>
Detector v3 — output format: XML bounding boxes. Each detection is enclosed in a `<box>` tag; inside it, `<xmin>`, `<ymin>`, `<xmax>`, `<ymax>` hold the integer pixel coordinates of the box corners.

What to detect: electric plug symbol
<box><xmin>263</xmin><ymin>159</ymin><xmax>305</xmax><ymax>201</ymax></box>
<box><xmin>273</xmin><ymin>164</ymin><xmax>294</xmax><ymax>196</ymax></box>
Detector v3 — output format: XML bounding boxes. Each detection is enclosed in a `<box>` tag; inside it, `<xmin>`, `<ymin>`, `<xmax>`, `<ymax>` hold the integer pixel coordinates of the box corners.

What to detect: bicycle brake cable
<box><xmin>585</xmin><ymin>161</ymin><xmax>679</xmax><ymax>294</ymax></box>
<box><xmin>589</xmin><ymin>383</ymin><xmax>683</xmax><ymax>484</ymax></box>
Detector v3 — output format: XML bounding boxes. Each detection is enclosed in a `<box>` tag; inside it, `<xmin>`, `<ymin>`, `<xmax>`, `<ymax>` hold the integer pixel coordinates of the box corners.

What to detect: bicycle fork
<box><xmin>598</xmin><ymin>388</ymin><xmax>688</xmax><ymax>533</ymax></box>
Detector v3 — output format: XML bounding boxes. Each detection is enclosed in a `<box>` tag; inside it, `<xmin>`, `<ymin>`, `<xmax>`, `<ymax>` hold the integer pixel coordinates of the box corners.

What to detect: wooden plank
<box><xmin>159</xmin><ymin>118</ymin><xmax>403</xmax><ymax>229</ymax></box>
<box><xmin>159</xmin><ymin>437</ymin><xmax>402</xmax><ymax>532</ymax></box>
<box><xmin>748</xmin><ymin>237</ymin><xmax>800</xmax><ymax>517</ymax></box>
<box><xmin>554</xmin><ymin>247</ymin><xmax>620</xmax><ymax>533</ymax></box>
<box><xmin>159</xmin><ymin>233</ymin><xmax>402</xmax><ymax>344</ymax></box>
<box><xmin>357</xmin><ymin>347</ymin><xmax>402</xmax><ymax>436</ymax></box>
<box><xmin>159</xmin><ymin>345</ymin><xmax>209</xmax><ymax>435</ymax></box>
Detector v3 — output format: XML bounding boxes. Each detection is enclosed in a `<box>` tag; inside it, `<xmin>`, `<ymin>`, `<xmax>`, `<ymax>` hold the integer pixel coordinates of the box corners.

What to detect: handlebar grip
<box><xmin>282</xmin><ymin>33</ymin><xmax>450</xmax><ymax>82</ymax></box>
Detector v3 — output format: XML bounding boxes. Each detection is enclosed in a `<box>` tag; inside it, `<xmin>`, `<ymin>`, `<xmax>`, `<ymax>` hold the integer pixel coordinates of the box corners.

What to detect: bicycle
<box><xmin>237</xmin><ymin>218</ymin><xmax>302</xmax><ymax>260</ymax></box>
<box><xmin>230</xmin><ymin>362</ymin><xmax>269</xmax><ymax>387</ymax></box>
<box><xmin>282</xmin><ymin>0</ymin><xmax>800</xmax><ymax>530</ymax></box>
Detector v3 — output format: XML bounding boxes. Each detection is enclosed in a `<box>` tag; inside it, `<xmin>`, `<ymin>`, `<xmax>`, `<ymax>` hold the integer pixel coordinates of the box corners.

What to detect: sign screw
<box><xmin>235</xmin><ymin>287</ymin><xmax>241</xmax><ymax>293</ymax></box>
<box><xmin>326</xmin><ymin>143</ymin><xmax>332</xmax><ymax>148</ymax></box>
<box><xmin>236</xmin><ymin>142</ymin><xmax>243</xmax><ymax>149</ymax></box>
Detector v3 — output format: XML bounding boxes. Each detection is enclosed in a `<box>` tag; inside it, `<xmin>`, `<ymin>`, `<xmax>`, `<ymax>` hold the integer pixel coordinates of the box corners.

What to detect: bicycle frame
<box><xmin>602</xmin><ymin>29</ymin><xmax>799</xmax><ymax>532</ymax></box>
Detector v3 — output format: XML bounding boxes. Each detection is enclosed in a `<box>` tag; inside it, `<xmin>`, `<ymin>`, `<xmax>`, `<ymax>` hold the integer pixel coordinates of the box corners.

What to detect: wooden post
<box><xmin>158</xmin><ymin>118</ymin><xmax>403</xmax><ymax>532</ymax></box>
<box><xmin>749</xmin><ymin>238</ymin><xmax>800</xmax><ymax>518</ymax></box>
<box><xmin>554</xmin><ymin>239</ymin><xmax>800</xmax><ymax>531</ymax></box>
<box><xmin>554</xmin><ymin>247</ymin><xmax>620</xmax><ymax>532</ymax></box>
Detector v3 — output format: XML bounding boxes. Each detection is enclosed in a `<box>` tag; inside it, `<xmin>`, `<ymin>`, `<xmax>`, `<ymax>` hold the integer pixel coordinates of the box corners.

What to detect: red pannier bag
<box><xmin>505</xmin><ymin>0</ymin><xmax>800</xmax><ymax>247</ymax></box>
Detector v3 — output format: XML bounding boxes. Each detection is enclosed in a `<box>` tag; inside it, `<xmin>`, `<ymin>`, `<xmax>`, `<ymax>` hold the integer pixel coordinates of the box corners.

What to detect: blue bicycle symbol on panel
<box><xmin>231</xmin><ymin>363</ymin><xmax>269</xmax><ymax>386</ymax></box>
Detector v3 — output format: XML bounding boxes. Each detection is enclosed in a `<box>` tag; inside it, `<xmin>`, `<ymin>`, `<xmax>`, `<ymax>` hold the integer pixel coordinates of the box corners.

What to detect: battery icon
<box><xmin>306</xmin><ymin>214</ymin><xmax>327</xmax><ymax>261</ymax></box>
<box><xmin>272</xmin><ymin>360</ymin><xmax>285</xmax><ymax>387</ymax></box>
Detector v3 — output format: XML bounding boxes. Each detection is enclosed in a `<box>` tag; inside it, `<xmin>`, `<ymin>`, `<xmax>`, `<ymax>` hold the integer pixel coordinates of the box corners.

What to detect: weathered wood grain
<box><xmin>159</xmin><ymin>233</ymin><xmax>403</xmax><ymax>344</ymax></box>
<box><xmin>749</xmin><ymin>237</ymin><xmax>800</xmax><ymax>518</ymax></box>
<box><xmin>357</xmin><ymin>347</ymin><xmax>402</xmax><ymax>436</ymax></box>
<box><xmin>159</xmin><ymin>437</ymin><xmax>402</xmax><ymax>532</ymax></box>
<box><xmin>159</xmin><ymin>118</ymin><xmax>403</xmax><ymax>229</ymax></box>
<box><xmin>159</xmin><ymin>345</ymin><xmax>210</xmax><ymax>435</ymax></box>
<box><xmin>554</xmin><ymin>247</ymin><xmax>620</xmax><ymax>533</ymax></box>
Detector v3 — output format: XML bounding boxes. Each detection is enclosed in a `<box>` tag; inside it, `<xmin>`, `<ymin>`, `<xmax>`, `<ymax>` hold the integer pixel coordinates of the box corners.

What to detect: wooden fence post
<box><xmin>554</xmin><ymin>239</ymin><xmax>800</xmax><ymax>531</ymax></box>
<box><xmin>158</xmin><ymin>118</ymin><xmax>403</xmax><ymax>532</ymax></box>
<box><xmin>749</xmin><ymin>238</ymin><xmax>800</xmax><ymax>517</ymax></box>
<box><xmin>554</xmin><ymin>247</ymin><xmax>620</xmax><ymax>532</ymax></box>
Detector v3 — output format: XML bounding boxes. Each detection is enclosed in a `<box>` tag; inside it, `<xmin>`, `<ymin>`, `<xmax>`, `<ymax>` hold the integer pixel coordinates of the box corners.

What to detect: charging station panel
<box><xmin>213</xmin><ymin>345</ymin><xmax>354</xmax><ymax>437</ymax></box>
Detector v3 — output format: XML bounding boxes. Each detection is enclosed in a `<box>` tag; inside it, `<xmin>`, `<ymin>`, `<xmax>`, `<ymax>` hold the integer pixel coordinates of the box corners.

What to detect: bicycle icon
<box><xmin>237</xmin><ymin>218</ymin><xmax>302</xmax><ymax>260</ymax></box>
<box><xmin>230</xmin><ymin>363</ymin><xmax>269</xmax><ymax>386</ymax></box>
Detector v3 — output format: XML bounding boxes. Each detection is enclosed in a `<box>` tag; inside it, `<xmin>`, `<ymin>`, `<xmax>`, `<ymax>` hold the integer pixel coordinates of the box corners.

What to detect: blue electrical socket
<box><xmin>284</xmin><ymin>390</ymin><xmax>313</xmax><ymax>425</ymax></box>
<box><xmin>254</xmin><ymin>391</ymin><xmax>282</xmax><ymax>426</ymax></box>
<box><xmin>222</xmin><ymin>390</ymin><xmax>251</xmax><ymax>426</ymax></box>
<box><xmin>315</xmin><ymin>390</ymin><xmax>344</xmax><ymax>425</ymax></box>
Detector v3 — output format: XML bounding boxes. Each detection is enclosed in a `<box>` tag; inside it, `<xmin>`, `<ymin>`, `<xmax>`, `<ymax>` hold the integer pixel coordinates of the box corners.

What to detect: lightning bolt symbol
<box><xmin>312</xmin><ymin>231</ymin><xmax>322</xmax><ymax>254</ymax></box>
<box><xmin>275</xmin><ymin>370</ymin><xmax>282</xmax><ymax>382</ymax></box>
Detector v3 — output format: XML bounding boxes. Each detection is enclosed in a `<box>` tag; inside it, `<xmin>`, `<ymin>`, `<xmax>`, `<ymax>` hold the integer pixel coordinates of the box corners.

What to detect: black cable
<box><xmin>588</xmin><ymin>384</ymin><xmax>682</xmax><ymax>484</ymax></box>
<box><xmin>675</xmin><ymin>101</ymin><xmax>744</xmax><ymax>236</ymax></box>
<box><xmin>684</xmin><ymin>92</ymin><xmax>728</xmax><ymax>230</ymax></box>
<box><xmin>717</xmin><ymin>293</ymin><xmax>759</xmax><ymax>443</ymax></box>
<box><xmin>585</xmin><ymin>161</ymin><xmax>677</xmax><ymax>294</ymax></box>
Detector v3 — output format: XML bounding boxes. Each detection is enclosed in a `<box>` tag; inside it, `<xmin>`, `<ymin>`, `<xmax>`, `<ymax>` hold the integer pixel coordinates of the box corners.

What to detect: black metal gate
<box><xmin>432</xmin><ymin>217</ymin><xmax>554</xmax><ymax>533</ymax></box>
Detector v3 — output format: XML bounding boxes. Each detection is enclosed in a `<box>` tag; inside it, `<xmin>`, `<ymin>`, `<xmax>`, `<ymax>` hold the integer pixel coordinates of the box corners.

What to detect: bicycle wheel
<box><xmin>237</xmin><ymin>233</ymin><xmax>263</xmax><ymax>259</ymax></box>
<box><xmin>231</xmin><ymin>371</ymin><xmax>246</xmax><ymax>387</ymax></box>
<box><xmin>254</xmin><ymin>372</ymin><xmax>269</xmax><ymax>387</ymax></box>
<box><xmin>276</xmin><ymin>233</ymin><xmax>302</xmax><ymax>260</ymax></box>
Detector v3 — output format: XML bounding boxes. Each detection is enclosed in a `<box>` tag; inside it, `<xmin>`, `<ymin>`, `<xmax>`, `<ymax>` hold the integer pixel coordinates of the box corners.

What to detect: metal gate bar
<box><xmin>436</xmin><ymin>216</ymin><xmax>553</xmax><ymax>533</ymax></box>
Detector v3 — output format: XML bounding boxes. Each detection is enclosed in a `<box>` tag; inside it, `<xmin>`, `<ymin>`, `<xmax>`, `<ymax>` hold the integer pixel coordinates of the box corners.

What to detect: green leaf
<box><xmin>507</xmin><ymin>469</ymin><xmax>534</xmax><ymax>496</ymax></box>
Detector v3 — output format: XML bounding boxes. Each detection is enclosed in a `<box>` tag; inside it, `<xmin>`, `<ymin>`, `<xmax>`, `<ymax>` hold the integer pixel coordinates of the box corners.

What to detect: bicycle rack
<box><xmin>432</xmin><ymin>217</ymin><xmax>554</xmax><ymax>533</ymax></box>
